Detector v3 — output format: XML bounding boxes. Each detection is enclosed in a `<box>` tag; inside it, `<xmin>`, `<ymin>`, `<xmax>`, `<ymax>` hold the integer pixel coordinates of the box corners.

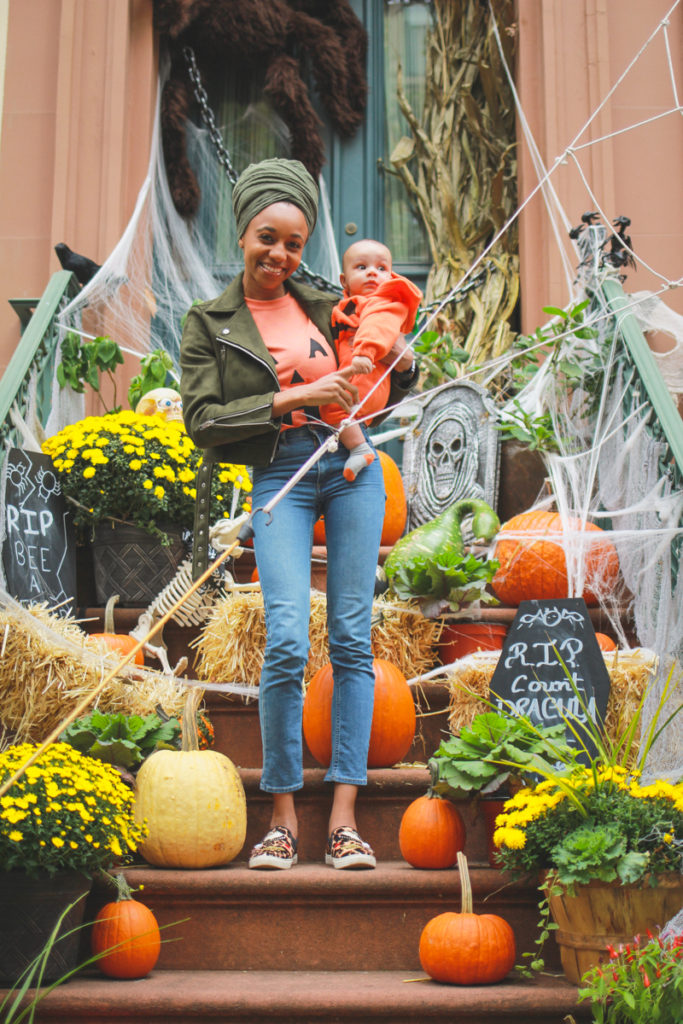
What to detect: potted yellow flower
<box><xmin>493</xmin><ymin>764</ymin><xmax>683</xmax><ymax>982</ymax></box>
<box><xmin>42</xmin><ymin>411</ymin><xmax>251</xmax><ymax>604</ymax></box>
<box><xmin>490</xmin><ymin>661</ymin><xmax>683</xmax><ymax>984</ymax></box>
<box><xmin>0</xmin><ymin>741</ymin><xmax>148</xmax><ymax>984</ymax></box>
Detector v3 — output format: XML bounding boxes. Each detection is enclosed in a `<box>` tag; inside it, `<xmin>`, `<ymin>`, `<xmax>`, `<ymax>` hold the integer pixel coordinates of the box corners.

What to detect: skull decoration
<box><xmin>419</xmin><ymin>406</ymin><xmax>484</xmax><ymax>522</ymax></box>
<box><xmin>402</xmin><ymin>381</ymin><xmax>500</xmax><ymax>531</ymax></box>
<box><xmin>135</xmin><ymin>388</ymin><xmax>183</xmax><ymax>423</ymax></box>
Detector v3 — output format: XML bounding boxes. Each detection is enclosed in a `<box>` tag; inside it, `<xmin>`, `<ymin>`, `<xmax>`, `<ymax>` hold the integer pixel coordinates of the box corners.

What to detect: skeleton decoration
<box><xmin>135</xmin><ymin>388</ymin><xmax>184</xmax><ymax>422</ymax></box>
<box><xmin>402</xmin><ymin>381</ymin><xmax>500</xmax><ymax>531</ymax></box>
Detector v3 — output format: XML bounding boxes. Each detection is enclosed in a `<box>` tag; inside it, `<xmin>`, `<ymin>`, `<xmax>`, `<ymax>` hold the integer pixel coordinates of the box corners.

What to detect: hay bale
<box><xmin>445</xmin><ymin>648</ymin><xmax>657</xmax><ymax>744</ymax></box>
<box><xmin>192</xmin><ymin>590</ymin><xmax>443</xmax><ymax>690</ymax></box>
<box><xmin>0</xmin><ymin>602</ymin><xmax>185</xmax><ymax>747</ymax></box>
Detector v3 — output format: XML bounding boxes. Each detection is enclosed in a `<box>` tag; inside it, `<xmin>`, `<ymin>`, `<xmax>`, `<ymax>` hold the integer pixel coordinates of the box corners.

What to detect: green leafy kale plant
<box><xmin>428</xmin><ymin>711</ymin><xmax>577</xmax><ymax>798</ymax></box>
<box><xmin>59</xmin><ymin>710</ymin><xmax>180</xmax><ymax>770</ymax></box>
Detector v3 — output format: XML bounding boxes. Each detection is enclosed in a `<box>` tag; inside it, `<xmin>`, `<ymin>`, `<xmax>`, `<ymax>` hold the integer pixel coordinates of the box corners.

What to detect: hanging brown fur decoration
<box><xmin>153</xmin><ymin>0</ymin><xmax>368</xmax><ymax>218</ymax></box>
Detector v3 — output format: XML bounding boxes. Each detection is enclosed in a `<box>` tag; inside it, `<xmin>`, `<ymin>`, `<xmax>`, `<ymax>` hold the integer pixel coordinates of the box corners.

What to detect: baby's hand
<box><xmin>350</xmin><ymin>355</ymin><xmax>374</xmax><ymax>375</ymax></box>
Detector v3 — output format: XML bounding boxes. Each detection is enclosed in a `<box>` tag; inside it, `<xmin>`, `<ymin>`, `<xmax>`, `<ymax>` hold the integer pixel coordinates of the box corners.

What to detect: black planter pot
<box><xmin>90</xmin><ymin>521</ymin><xmax>185</xmax><ymax>606</ymax></box>
<box><xmin>0</xmin><ymin>869</ymin><xmax>91</xmax><ymax>985</ymax></box>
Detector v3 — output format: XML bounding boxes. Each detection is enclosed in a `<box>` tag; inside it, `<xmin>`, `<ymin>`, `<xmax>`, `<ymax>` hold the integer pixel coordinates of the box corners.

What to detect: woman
<box><xmin>180</xmin><ymin>158</ymin><xmax>418</xmax><ymax>870</ymax></box>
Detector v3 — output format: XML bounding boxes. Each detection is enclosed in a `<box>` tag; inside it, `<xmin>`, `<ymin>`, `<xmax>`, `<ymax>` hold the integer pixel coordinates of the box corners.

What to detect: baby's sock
<box><xmin>343</xmin><ymin>442</ymin><xmax>375</xmax><ymax>482</ymax></box>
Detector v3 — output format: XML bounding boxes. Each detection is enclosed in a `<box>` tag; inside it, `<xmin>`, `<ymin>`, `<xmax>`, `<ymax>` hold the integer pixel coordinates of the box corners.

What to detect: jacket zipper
<box><xmin>200</xmin><ymin>403</ymin><xmax>272</xmax><ymax>428</ymax></box>
<box><xmin>217</xmin><ymin>335</ymin><xmax>279</xmax><ymax>387</ymax></box>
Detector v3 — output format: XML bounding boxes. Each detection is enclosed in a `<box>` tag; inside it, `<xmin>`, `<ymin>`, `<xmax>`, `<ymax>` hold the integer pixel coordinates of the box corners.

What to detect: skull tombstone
<box><xmin>402</xmin><ymin>381</ymin><xmax>500</xmax><ymax>531</ymax></box>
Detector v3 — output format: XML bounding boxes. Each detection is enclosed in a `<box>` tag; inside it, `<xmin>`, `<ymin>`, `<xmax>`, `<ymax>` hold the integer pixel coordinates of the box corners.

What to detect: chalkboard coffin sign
<box><xmin>1</xmin><ymin>447</ymin><xmax>77</xmax><ymax>611</ymax></box>
<box><xmin>489</xmin><ymin>598</ymin><xmax>611</xmax><ymax>753</ymax></box>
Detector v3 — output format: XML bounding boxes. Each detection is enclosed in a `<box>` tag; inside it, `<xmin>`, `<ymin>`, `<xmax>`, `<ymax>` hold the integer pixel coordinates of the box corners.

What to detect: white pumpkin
<box><xmin>134</xmin><ymin>690</ymin><xmax>246</xmax><ymax>868</ymax></box>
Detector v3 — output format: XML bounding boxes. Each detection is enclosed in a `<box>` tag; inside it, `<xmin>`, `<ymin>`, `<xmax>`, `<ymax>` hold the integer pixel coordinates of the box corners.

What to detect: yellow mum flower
<box><xmin>493</xmin><ymin>826</ymin><xmax>527</xmax><ymax>849</ymax></box>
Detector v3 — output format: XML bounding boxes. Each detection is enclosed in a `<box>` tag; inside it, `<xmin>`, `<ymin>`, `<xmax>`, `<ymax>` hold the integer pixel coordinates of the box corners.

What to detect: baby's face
<box><xmin>341</xmin><ymin>240</ymin><xmax>392</xmax><ymax>297</ymax></box>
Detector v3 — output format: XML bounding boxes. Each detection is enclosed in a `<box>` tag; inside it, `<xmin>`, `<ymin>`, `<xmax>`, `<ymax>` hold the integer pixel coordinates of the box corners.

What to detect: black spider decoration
<box><xmin>153</xmin><ymin>0</ymin><xmax>368</xmax><ymax>219</ymax></box>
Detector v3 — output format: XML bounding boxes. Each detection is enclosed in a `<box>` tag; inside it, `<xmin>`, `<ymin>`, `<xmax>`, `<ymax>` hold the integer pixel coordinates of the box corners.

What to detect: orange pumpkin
<box><xmin>419</xmin><ymin>852</ymin><xmax>516</xmax><ymax>984</ymax></box>
<box><xmin>303</xmin><ymin>658</ymin><xmax>416</xmax><ymax>768</ymax></box>
<box><xmin>595</xmin><ymin>631</ymin><xmax>617</xmax><ymax>651</ymax></box>
<box><xmin>491</xmin><ymin>509</ymin><xmax>619</xmax><ymax>606</ymax></box>
<box><xmin>92</xmin><ymin>594</ymin><xmax>144</xmax><ymax>666</ymax></box>
<box><xmin>399</xmin><ymin>794</ymin><xmax>466</xmax><ymax>869</ymax></box>
<box><xmin>313</xmin><ymin>450</ymin><xmax>407</xmax><ymax>547</ymax></box>
<box><xmin>91</xmin><ymin>874</ymin><xmax>161</xmax><ymax>979</ymax></box>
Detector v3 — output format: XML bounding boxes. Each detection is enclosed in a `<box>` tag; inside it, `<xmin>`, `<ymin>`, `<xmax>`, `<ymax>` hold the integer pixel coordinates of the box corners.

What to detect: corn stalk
<box><xmin>387</xmin><ymin>0</ymin><xmax>519</xmax><ymax>374</ymax></box>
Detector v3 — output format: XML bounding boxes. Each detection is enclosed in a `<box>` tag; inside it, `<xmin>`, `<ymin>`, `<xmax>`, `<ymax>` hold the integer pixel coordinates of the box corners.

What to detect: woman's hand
<box><xmin>271</xmin><ymin>366</ymin><xmax>360</xmax><ymax>418</ymax></box>
<box><xmin>380</xmin><ymin>334</ymin><xmax>414</xmax><ymax>373</ymax></box>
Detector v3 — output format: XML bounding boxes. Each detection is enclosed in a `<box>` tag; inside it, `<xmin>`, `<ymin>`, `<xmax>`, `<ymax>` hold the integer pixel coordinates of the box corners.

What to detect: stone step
<box><xmin>238</xmin><ymin>767</ymin><xmax>494</xmax><ymax>866</ymax></box>
<box><xmin>3</xmin><ymin>969</ymin><xmax>589</xmax><ymax>1024</ymax></box>
<box><xmin>86</xmin><ymin>862</ymin><xmax>559</xmax><ymax>974</ymax></box>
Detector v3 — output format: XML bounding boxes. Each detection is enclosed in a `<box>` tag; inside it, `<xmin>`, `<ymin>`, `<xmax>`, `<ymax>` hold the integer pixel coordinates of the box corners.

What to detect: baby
<box><xmin>320</xmin><ymin>239</ymin><xmax>422</xmax><ymax>481</ymax></box>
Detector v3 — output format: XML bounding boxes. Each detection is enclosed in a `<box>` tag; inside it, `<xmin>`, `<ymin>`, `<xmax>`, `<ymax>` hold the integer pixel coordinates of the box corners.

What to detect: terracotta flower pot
<box><xmin>546</xmin><ymin>873</ymin><xmax>683</xmax><ymax>984</ymax></box>
<box><xmin>439</xmin><ymin>622</ymin><xmax>507</xmax><ymax>663</ymax></box>
<box><xmin>480</xmin><ymin>797</ymin><xmax>506</xmax><ymax>868</ymax></box>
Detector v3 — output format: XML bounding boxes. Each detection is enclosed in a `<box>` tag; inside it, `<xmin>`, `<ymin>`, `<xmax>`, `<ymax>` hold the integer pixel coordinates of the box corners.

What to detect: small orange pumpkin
<box><xmin>303</xmin><ymin>658</ymin><xmax>416</xmax><ymax>768</ymax></box>
<box><xmin>399</xmin><ymin>793</ymin><xmax>466</xmax><ymax>869</ymax></box>
<box><xmin>595</xmin><ymin>631</ymin><xmax>617</xmax><ymax>651</ymax></box>
<box><xmin>91</xmin><ymin>873</ymin><xmax>161</xmax><ymax>979</ymax></box>
<box><xmin>491</xmin><ymin>509</ymin><xmax>619</xmax><ymax>606</ymax></box>
<box><xmin>92</xmin><ymin>594</ymin><xmax>144</xmax><ymax>665</ymax></box>
<box><xmin>419</xmin><ymin>852</ymin><xmax>516</xmax><ymax>984</ymax></box>
<box><xmin>313</xmin><ymin>450</ymin><xmax>407</xmax><ymax>547</ymax></box>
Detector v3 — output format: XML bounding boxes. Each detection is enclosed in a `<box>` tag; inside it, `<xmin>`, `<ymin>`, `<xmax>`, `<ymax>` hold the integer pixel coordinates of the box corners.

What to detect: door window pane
<box><xmin>384</xmin><ymin>1</ymin><xmax>431</xmax><ymax>264</ymax></box>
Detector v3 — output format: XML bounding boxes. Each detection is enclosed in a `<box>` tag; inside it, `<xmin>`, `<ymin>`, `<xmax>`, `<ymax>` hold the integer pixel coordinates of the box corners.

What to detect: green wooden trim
<box><xmin>8</xmin><ymin>298</ymin><xmax>40</xmax><ymax>331</ymax></box>
<box><xmin>601</xmin><ymin>276</ymin><xmax>683</xmax><ymax>473</ymax></box>
<box><xmin>0</xmin><ymin>270</ymin><xmax>76</xmax><ymax>430</ymax></box>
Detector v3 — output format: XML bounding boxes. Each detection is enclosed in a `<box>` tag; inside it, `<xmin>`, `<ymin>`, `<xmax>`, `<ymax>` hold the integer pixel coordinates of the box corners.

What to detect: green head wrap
<box><xmin>232</xmin><ymin>158</ymin><xmax>319</xmax><ymax>240</ymax></box>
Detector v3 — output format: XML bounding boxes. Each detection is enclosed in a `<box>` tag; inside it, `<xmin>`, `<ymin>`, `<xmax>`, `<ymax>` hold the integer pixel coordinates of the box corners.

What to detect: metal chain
<box><xmin>183</xmin><ymin>46</ymin><xmax>238</xmax><ymax>183</ymax></box>
<box><xmin>181</xmin><ymin>46</ymin><xmax>341</xmax><ymax>294</ymax></box>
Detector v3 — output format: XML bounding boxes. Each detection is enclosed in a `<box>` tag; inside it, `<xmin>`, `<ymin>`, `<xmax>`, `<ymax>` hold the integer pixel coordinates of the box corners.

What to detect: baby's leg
<box><xmin>338</xmin><ymin>422</ymin><xmax>375</xmax><ymax>482</ymax></box>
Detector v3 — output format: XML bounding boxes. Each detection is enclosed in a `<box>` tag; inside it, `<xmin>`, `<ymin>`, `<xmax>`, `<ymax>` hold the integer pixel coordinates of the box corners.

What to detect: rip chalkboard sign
<box><xmin>1</xmin><ymin>448</ymin><xmax>77</xmax><ymax>611</ymax></box>
<box><xmin>489</xmin><ymin>598</ymin><xmax>611</xmax><ymax>752</ymax></box>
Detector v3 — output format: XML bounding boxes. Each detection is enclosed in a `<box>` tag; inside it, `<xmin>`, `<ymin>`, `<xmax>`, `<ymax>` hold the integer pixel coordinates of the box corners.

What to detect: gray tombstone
<box><xmin>402</xmin><ymin>380</ymin><xmax>500</xmax><ymax>531</ymax></box>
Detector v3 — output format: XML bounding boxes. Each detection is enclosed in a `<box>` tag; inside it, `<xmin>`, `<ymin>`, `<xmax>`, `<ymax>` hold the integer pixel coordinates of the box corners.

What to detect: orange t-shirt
<box><xmin>245</xmin><ymin>293</ymin><xmax>337</xmax><ymax>429</ymax></box>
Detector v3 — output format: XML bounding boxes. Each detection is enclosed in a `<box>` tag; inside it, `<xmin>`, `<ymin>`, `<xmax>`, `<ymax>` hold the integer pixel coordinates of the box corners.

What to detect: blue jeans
<box><xmin>251</xmin><ymin>425</ymin><xmax>384</xmax><ymax>793</ymax></box>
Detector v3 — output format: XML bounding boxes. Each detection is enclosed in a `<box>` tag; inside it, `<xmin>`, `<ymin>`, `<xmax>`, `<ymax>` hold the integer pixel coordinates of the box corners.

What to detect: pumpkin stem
<box><xmin>457</xmin><ymin>851</ymin><xmax>473</xmax><ymax>914</ymax></box>
<box><xmin>182</xmin><ymin>686</ymin><xmax>204</xmax><ymax>752</ymax></box>
<box><xmin>112</xmin><ymin>871</ymin><xmax>135</xmax><ymax>902</ymax></box>
<box><xmin>97</xmin><ymin>868</ymin><xmax>134</xmax><ymax>901</ymax></box>
<box><xmin>104</xmin><ymin>594</ymin><xmax>120</xmax><ymax>633</ymax></box>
